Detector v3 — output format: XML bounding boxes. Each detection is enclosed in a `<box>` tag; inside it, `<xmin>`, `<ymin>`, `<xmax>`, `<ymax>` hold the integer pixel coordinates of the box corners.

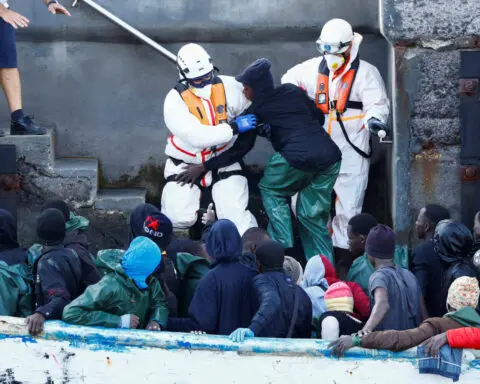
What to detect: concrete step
<box><xmin>0</xmin><ymin>128</ymin><xmax>55</xmax><ymax>169</ymax></box>
<box><xmin>27</xmin><ymin>158</ymin><xmax>99</xmax><ymax>208</ymax></box>
<box><xmin>95</xmin><ymin>189</ymin><xmax>146</xmax><ymax>212</ymax></box>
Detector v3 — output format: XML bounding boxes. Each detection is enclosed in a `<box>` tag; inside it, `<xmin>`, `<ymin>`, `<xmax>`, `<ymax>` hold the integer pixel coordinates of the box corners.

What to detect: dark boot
<box><xmin>10</xmin><ymin>116</ymin><xmax>46</xmax><ymax>135</ymax></box>
<box><xmin>334</xmin><ymin>247</ymin><xmax>355</xmax><ymax>281</ymax></box>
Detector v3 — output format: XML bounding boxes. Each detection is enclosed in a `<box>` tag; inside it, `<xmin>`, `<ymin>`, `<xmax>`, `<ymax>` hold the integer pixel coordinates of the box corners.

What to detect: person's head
<box><xmin>365</xmin><ymin>224</ymin><xmax>396</xmax><ymax>268</ymax></box>
<box><xmin>41</xmin><ymin>200</ymin><xmax>70</xmax><ymax>222</ymax></box>
<box><xmin>446</xmin><ymin>276</ymin><xmax>480</xmax><ymax>312</ymax></box>
<box><xmin>177</xmin><ymin>43</ymin><xmax>215</xmax><ymax>99</ymax></box>
<box><xmin>283</xmin><ymin>256</ymin><xmax>304</xmax><ymax>284</ymax></box>
<box><xmin>36</xmin><ymin>208</ymin><xmax>66</xmax><ymax>246</ymax></box>
<box><xmin>167</xmin><ymin>239</ymin><xmax>209</xmax><ymax>259</ymax></box>
<box><xmin>434</xmin><ymin>220</ymin><xmax>474</xmax><ymax>263</ymax></box>
<box><xmin>241</xmin><ymin>227</ymin><xmax>271</xmax><ymax>254</ymax></box>
<box><xmin>317</xmin><ymin>19</ymin><xmax>354</xmax><ymax>72</ymax></box>
<box><xmin>236</xmin><ymin>58</ymin><xmax>275</xmax><ymax>101</ymax></box>
<box><xmin>121</xmin><ymin>236</ymin><xmax>162</xmax><ymax>290</ymax></box>
<box><xmin>474</xmin><ymin>211</ymin><xmax>480</xmax><ymax>243</ymax></box>
<box><xmin>325</xmin><ymin>282</ymin><xmax>354</xmax><ymax>313</ymax></box>
<box><xmin>129</xmin><ymin>204</ymin><xmax>173</xmax><ymax>251</ymax></box>
<box><xmin>255</xmin><ymin>240</ymin><xmax>285</xmax><ymax>273</ymax></box>
<box><xmin>302</xmin><ymin>255</ymin><xmax>328</xmax><ymax>290</ymax></box>
<box><xmin>205</xmin><ymin>219</ymin><xmax>242</xmax><ymax>264</ymax></box>
<box><xmin>415</xmin><ymin>204</ymin><xmax>451</xmax><ymax>240</ymax></box>
<box><xmin>0</xmin><ymin>209</ymin><xmax>18</xmax><ymax>250</ymax></box>
<box><xmin>347</xmin><ymin>214</ymin><xmax>378</xmax><ymax>257</ymax></box>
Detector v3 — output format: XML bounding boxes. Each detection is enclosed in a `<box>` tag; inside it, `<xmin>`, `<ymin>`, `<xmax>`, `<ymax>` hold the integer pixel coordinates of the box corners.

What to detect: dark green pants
<box><xmin>259</xmin><ymin>153</ymin><xmax>340</xmax><ymax>263</ymax></box>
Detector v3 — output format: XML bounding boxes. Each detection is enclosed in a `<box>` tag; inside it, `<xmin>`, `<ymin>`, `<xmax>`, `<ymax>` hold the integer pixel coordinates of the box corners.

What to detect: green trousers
<box><xmin>259</xmin><ymin>153</ymin><xmax>340</xmax><ymax>263</ymax></box>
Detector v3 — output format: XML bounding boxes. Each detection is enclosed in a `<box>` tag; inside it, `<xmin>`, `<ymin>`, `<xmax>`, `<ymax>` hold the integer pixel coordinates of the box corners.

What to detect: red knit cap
<box><xmin>325</xmin><ymin>282</ymin><xmax>354</xmax><ymax>313</ymax></box>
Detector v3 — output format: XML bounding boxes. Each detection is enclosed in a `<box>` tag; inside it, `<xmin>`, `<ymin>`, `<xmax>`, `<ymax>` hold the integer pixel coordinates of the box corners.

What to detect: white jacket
<box><xmin>281</xmin><ymin>35</ymin><xmax>389</xmax><ymax>170</ymax></box>
<box><xmin>163</xmin><ymin>75</ymin><xmax>251</xmax><ymax>164</ymax></box>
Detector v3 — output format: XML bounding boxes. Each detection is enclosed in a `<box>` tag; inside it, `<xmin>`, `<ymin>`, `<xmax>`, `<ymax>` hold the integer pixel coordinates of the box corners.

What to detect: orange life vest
<box><xmin>315</xmin><ymin>56</ymin><xmax>362</xmax><ymax>115</ymax></box>
<box><xmin>175</xmin><ymin>77</ymin><xmax>228</xmax><ymax>125</ymax></box>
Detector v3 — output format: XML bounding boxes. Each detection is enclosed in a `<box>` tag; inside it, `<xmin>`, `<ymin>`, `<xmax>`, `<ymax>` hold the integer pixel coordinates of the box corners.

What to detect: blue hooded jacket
<box><xmin>122</xmin><ymin>237</ymin><xmax>162</xmax><ymax>289</ymax></box>
<box><xmin>168</xmin><ymin>220</ymin><xmax>258</xmax><ymax>335</ymax></box>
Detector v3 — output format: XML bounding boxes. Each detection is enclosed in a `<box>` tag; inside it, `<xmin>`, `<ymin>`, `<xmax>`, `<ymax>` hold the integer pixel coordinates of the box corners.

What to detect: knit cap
<box><xmin>324</xmin><ymin>282</ymin><xmax>354</xmax><ymax>313</ymax></box>
<box><xmin>36</xmin><ymin>208</ymin><xmax>66</xmax><ymax>246</ymax></box>
<box><xmin>446</xmin><ymin>276</ymin><xmax>480</xmax><ymax>311</ymax></box>
<box><xmin>365</xmin><ymin>224</ymin><xmax>396</xmax><ymax>259</ymax></box>
<box><xmin>283</xmin><ymin>256</ymin><xmax>304</xmax><ymax>284</ymax></box>
<box><xmin>255</xmin><ymin>240</ymin><xmax>285</xmax><ymax>272</ymax></box>
<box><xmin>235</xmin><ymin>58</ymin><xmax>275</xmax><ymax>98</ymax></box>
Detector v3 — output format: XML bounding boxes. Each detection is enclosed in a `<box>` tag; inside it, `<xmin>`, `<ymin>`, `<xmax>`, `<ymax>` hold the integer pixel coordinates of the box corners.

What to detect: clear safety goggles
<box><xmin>316</xmin><ymin>40</ymin><xmax>351</xmax><ymax>55</ymax></box>
<box><xmin>188</xmin><ymin>71</ymin><xmax>214</xmax><ymax>88</ymax></box>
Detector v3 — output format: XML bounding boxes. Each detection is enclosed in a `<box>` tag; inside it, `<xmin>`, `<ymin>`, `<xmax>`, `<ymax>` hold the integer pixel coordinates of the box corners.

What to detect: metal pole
<box><xmin>72</xmin><ymin>0</ymin><xmax>177</xmax><ymax>63</ymax></box>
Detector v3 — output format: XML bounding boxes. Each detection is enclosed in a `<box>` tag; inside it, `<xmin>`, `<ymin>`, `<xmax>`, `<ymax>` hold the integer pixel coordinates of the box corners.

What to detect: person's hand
<box><xmin>176</xmin><ymin>164</ymin><xmax>205</xmax><ymax>187</ymax></box>
<box><xmin>232</xmin><ymin>114</ymin><xmax>257</xmax><ymax>134</ymax></box>
<box><xmin>25</xmin><ymin>313</ymin><xmax>46</xmax><ymax>336</ymax></box>
<box><xmin>201</xmin><ymin>203</ymin><xmax>216</xmax><ymax>225</ymax></box>
<box><xmin>48</xmin><ymin>2</ymin><xmax>71</xmax><ymax>16</ymax></box>
<box><xmin>421</xmin><ymin>333</ymin><xmax>448</xmax><ymax>357</ymax></box>
<box><xmin>146</xmin><ymin>321</ymin><xmax>162</xmax><ymax>331</ymax></box>
<box><xmin>328</xmin><ymin>335</ymin><xmax>354</xmax><ymax>358</ymax></box>
<box><xmin>0</xmin><ymin>8</ymin><xmax>29</xmax><ymax>29</ymax></box>
<box><xmin>190</xmin><ymin>330</ymin><xmax>206</xmax><ymax>335</ymax></box>
<box><xmin>130</xmin><ymin>315</ymin><xmax>140</xmax><ymax>329</ymax></box>
<box><xmin>367</xmin><ymin>117</ymin><xmax>388</xmax><ymax>137</ymax></box>
<box><xmin>357</xmin><ymin>328</ymin><xmax>372</xmax><ymax>337</ymax></box>
<box><xmin>229</xmin><ymin>328</ymin><xmax>254</xmax><ymax>343</ymax></box>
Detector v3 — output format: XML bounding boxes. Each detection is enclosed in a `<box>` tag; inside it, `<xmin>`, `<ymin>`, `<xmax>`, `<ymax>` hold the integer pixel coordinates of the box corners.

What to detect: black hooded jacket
<box><xmin>434</xmin><ymin>220</ymin><xmax>479</xmax><ymax>303</ymax></box>
<box><xmin>0</xmin><ymin>209</ymin><xmax>26</xmax><ymax>266</ymax></box>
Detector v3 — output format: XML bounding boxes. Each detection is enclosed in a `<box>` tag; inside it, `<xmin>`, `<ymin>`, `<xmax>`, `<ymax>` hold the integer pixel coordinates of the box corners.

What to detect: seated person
<box><xmin>63</xmin><ymin>237</ymin><xmax>168</xmax><ymax>330</ymax></box>
<box><xmin>0</xmin><ymin>209</ymin><xmax>32</xmax><ymax>317</ymax></box>
<box><xmin>283</xmin><ymin>256</ymin><xmax>304</xmax><ymax>285</ymax></box>
<box><xmin>236</xmin><ymin>58</ymin><xmax>342</xmax><ymax>263</ymax></box>
<box><xmin>28</xmin><ymin>199</ymin><xmax>100</xmax><ymax>286</ymax></box>
<box><xmin>26</xmin><ymin>209</ymin><xmax>85</xmax><ymax>335</ymax></box>
<box><xmin>230</xmin><ymin>240</ymin><xmax>312</xmax><ymax>342</ymax></box>
<box><xmin>241</xmin><ymin>226</ymin><xmax>271</xmax><ymax>272</ymax></box>
<box><xmin>301</xmin><ymin>255</ymin><xmax>329</xmax><ymax>321</ymax></box>
<box><xmin>315</xmin><ymin>282</ymin><xmax>363</xmax><ymax>340</ymax></box>
<box><xmin>330</xmin><ymin>276</ymin><xmax>480</xmax><ymax>355</ymax></box>
<box><xmin>168</xmin><ymin>219</ymin><xmax>258</xmax><ymax>335</ymax></box>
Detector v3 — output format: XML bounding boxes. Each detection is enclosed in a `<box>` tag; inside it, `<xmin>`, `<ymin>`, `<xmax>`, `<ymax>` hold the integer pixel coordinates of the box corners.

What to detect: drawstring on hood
<box><xmin>206</xmin><ymin>219</ymin><xmax>242</xmax><ymax>263</ymax></box>
<box><xmin>301</xmin><ymin>255</ymin><xmax>329</xmax><ymax>318</ymax></box>
<box><xmin>0</xmin><ymin>209</ymin><xmax>18</xmax><ymax>250</ymax></box>
<box><xmin>122</xmin><ymin>236</ymin><xmax>162</xmax><ymax>289</ymax></box>
<box><xmin>434</xmin><ymin>220</ymin><xmax>474</xmax><ymax>263</ymax></box>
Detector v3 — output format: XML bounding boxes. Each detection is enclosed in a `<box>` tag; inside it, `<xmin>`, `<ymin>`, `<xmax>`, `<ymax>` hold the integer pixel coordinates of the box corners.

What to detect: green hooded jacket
<box><xmin>0</xmin><ymin>261</ymin><xmax>33</xmax><ymax>317</ymax></box>
<box><xmin>62</xmin><ymin>250</ymin><xmax>168</xmax><ymax>329</ymax></box>
<box><xmin>347</xmin><ymin>246</ymin><xmax>409</xmax><ymax>293</ymax></box>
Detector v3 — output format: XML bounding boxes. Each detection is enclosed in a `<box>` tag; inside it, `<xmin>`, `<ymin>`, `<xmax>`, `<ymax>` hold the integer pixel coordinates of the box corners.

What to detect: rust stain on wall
<box><xmin>414</xmin><ymin>142</ymin><xmax>442</xmax><ymax>202</ymax></box>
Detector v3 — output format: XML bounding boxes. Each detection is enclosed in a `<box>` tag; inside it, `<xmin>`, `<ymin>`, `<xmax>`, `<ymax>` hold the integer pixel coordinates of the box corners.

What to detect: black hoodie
<box><xmin>0</xmin><ymin>209</ymin><xmax>26</xmax><ymax>266</ymax></box>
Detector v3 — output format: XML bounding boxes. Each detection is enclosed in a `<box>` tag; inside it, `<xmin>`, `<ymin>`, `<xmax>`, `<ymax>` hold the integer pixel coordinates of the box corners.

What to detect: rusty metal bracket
<box><xmin>460</xmin><ymin>165</ymin><xmax>480</xmax><ymax>182</ymax></box>
<box><xmin>459</xmin><ymin>78</ymin><xmax>479</xmax><ymax>97</ymax></box>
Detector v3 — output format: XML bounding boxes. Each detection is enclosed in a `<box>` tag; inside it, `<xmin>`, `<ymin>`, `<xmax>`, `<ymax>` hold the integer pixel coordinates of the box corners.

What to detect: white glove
<box><xmin>202</xmin><ymin>203</ymin><xmax>216</xmax><ymax>225</ymax></box>
<box><xmin>120</xmin><ymin>314</ymin><xmax>131</xmax><ymax>329</ymax></box>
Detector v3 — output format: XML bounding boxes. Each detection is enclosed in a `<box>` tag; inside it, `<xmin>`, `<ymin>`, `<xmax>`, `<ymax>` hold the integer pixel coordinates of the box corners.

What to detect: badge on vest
<box><xmin>317</xmin><ymin>93</ymin><xmax>327</xmax><ymax>105</ymax></box>
<box><xmin>216</xmin><ymin>105</ymin><xmax>225</xmax><ymax>114</ymax></box>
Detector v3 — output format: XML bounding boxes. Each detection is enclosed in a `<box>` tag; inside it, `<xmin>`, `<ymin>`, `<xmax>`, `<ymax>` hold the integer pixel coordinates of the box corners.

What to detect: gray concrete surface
<box><xmin>95</xmin><ymin>189</ymin><xmax>146</xmax><ymax>211</ymax></box>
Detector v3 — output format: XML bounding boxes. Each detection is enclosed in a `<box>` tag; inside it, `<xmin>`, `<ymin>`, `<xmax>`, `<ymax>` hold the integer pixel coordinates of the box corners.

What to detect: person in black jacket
<box><xmin>26</xmin><ymin>208</ymin><xmax>84</xmax><ymax>335</ymax></box>
<box><xmin>411</xmin><ymin>204</ymin><xmax>451</xmax><ymax>317</ymax></box>
<box><xmin>235</xmin><ymin>58</ymin><xmax>342</xmax><ymax>264</ymax></box>
<box><xmin>230</xmin><ymin>240</ymin><xmax>312</xmax><ymax>342</ymax></box>
<box><xmin>167</xmin><ymin>219</ymin><xmax>258</xmax><ymax>335</ymax></box>
<box><xmin>434</xmin><ymin>220</ymin><xmax>479</xmax><ymax>312</ymax></box>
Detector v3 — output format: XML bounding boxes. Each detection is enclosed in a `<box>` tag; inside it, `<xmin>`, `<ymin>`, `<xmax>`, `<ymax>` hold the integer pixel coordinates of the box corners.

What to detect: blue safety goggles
<box><xmin>316</xmin><ymin>40</ymin><xmax>351</xmax><ymax>55</ymax></box>
<box><xmin>187</xmin><ymin>71</ymin><xmax>214</xmax><ymax>88</ymax></box>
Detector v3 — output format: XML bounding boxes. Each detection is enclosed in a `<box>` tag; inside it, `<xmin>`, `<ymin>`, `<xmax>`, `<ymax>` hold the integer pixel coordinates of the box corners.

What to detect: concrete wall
<box><xmin>381</xmin><ymin>0</ymin><xmax>480</xmax><ymax>244</ymax></box>
<box><xmin>0</xmin><ymin>0</ymin><xmax>388</xmax><ymax>186</ymax></box>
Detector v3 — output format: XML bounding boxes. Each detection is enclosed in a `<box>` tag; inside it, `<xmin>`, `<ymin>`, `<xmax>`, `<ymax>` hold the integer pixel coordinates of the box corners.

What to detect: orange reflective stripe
<box><xmin>328</xmin><ymin>114</ymin><xmax>365</xmax><ymax>135</ymax></box>
<box><xmin>327</xmin><ymin>110</ymin><xmax>335</xmax><ymax>135</ymax></box>
<box><xmin>169</xmin><ymin>135</ymin><xmax>196</xmax><ymax>157</ymax></box>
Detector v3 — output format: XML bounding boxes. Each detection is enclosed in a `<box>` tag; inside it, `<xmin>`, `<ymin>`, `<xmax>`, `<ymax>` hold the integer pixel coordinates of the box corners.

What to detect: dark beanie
<box><xmin>36</xmin><ymin>208</ymin><xmax>66</xmax><ymax>246</ymax></box>
<box><xmin>255</xmin><ymin>240</ymin><xmax>285</xmax><ymax>271</ymax></box>
<box><xmin>365</xmin><ymin>224</ymin><xmax>396</xmax><ymax>260</ymax></box>
<box><xmin>41</xmin><ymin>199</ymin><xmax>70</xmax><ymax>222</ymax></box>
<box><xmin>129</xmin><ymin>204</ymin><xmax>173</xmax><ymax>250</ymax></box>
<box><xmin>235</xmin><ymin>58</ymin><xmax>274</xmax><ymax>98</ymax></box>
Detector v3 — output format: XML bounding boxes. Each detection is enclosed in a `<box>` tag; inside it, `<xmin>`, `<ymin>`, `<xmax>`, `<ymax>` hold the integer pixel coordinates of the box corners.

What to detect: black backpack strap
<box><xmin>286</xmin><ymin>285</ymin><xmax>300</xmax><ymax>338</ymax></box>
<box><xmin>336</xmin><ymin>111</ymin><xmax>372</xmax><ymax>159</ymax></box>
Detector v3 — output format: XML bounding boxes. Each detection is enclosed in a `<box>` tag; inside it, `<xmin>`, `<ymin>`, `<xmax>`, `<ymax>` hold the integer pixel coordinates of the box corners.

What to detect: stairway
<box><xmin>0</xmin><ymin>127</ymin><xmax>146</xmax><ymax>212</ymax></box>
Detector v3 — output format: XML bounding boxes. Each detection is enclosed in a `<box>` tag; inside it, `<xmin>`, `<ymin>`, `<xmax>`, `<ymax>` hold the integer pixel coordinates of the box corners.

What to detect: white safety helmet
<box><xmin>177</xmin><ymin>43</ymin><xmax>214</xmax><ymax>80</ymax></box>
<box><xmin>316</xmin><ymin>18</ymin><xmax>354</xmax><ymax>55</ymax></box>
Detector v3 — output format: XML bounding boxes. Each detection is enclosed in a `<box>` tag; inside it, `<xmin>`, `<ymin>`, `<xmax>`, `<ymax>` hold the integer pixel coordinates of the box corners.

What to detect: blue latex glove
<box><xmin>229</xmin><ymin>328</ymin><xmax>255</xmax><ymax>342</ymax></box>
<box><xmin>367</xmin><ymin>117</ymin><xmax>388</xmax><ymax>137</ymax></box>
<box><xmin>233</xmin><ymin>114</ymin><xmax>257</xmax><ymax>134</ymax></box>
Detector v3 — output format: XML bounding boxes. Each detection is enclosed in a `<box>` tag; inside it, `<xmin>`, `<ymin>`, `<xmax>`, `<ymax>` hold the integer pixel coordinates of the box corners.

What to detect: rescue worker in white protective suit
<box><xmin>161</xmin><ymin>43</ymin><xmax>258</xmax><ymax>235</ymax></box>
<box><xmin>282</xmin><ymin>19</ymin><xmax>390</xmax><ymax>278</ymax></box>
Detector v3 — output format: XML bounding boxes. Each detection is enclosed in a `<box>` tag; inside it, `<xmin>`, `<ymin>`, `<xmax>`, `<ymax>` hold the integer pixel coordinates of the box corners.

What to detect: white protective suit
<box><xmin>161</xmin><ymin>75</ymin><xmax>258</xmax><ymax>235</ymax></box>
<box><xmin>282</xmin><ymin>33</ymin><xmax>390</xmax><ymax>249</ymax></box>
